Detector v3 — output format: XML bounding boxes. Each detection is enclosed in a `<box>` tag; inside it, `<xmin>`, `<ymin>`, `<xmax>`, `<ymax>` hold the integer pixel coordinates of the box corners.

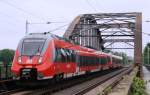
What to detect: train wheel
<box><xmin>54</xmin><ymin>73</ymin><xmax>64</xmax><ymax>82</ymax></box>
<box><xmin>59</xmin><ymin>73</ymin><xmax>64</xmax><ymax>81</ymax></box>
<box><xmin>86</xmin><ymin>71</ymin><xmax>90</xmax><ymax>75</ymax></box>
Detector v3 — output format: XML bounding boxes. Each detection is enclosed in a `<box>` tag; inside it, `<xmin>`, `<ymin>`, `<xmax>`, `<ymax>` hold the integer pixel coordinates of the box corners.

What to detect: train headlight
<box><xmin>38</xmin><ymin>57</ymin><xmax>42</xmax><ymax>64</ymax></box>
<box><xmin>18</xmin><ymin>57</ymin><xmax>22</xmax><ymax>63</ymax></box>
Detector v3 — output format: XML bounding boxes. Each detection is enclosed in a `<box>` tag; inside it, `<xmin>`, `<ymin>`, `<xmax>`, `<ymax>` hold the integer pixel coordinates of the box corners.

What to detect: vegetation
<box><xmin>97</xmin><ymin>86</ymin><xmax>112</xmax><ymax>95</ymax></box>
<box><xmin>143</xmin><ymin>43</ymin><xmax>150</xmax><ymax>65</ymax></box>
<box><xmin>131</xmin><ymin>77</ymin><xmax>147</xmax><ymax>95</ymax></box>
<box><xmin>0</xmin><ymin>49</ymin><xmax>15</xmax><ymax>64</ymax></box>
<box><xmin>102</xmin><ymin>86</ymin><xmax>112</xmax><ymax>95</ymax></box>
<box><xmin>0</xmin><ymin>49</ymin><xmax>15</xmax><ymax>78</ymax></box>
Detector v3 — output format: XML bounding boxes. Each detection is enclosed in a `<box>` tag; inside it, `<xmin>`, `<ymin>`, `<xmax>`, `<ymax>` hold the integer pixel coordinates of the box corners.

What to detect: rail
<box><xmin>13</xmin><ymin>68</ymin><xmax>121</xmax><ymax>95</ymax></box>
<box><xmin>0</xmin><ymin>79</ymin><xmax>22</xmax><ymax>95</ymax></box>
<box><xmin>16</xmin><ymin>67</ymin><xmax>132</xmax><ymax>95</ymax></box>
<box><xmin>71</xmin><ymin>67</ymin><xmax>132</xmax><ymax>95</ymax></box>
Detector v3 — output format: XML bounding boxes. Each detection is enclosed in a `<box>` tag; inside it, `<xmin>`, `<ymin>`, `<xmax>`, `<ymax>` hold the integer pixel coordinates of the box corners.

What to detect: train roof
<box><xmin>95</xmin><ymin>51</ymin><xmax>123</xmax><ymax>60</ymax></box>
<box><xmin>25</xmin><ymin>32</ymin><xmax>122</xmax><ymax>60</ymax></box>
<box><xmin>26</xmin><ymin>32</ymin><xmax>71</xmax><ymax>42</ymax></box>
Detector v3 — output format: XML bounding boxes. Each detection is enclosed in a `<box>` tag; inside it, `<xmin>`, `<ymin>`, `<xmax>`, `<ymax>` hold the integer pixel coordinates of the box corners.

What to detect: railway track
<box><xmin>52</xmin><ymin>67</ymin><xmax>132</xmax><ymax>95</ymax></box>
<box><xmin>74</xmin><ymin>67</ymin><xmax>132</xmax><ymax>95</ymax></box>
<box><xmin>10</xmin><ymin>67</ymin><xmax>132</xmax><ymax>95</ymax></box>
<box><xmin>0</xmin><ymin>79</ymin><xmax>24</xmax><ymax>95</ymax></box>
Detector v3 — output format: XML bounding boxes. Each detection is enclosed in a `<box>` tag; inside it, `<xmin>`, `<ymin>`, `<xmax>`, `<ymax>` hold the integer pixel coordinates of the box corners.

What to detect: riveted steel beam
<box><xmin>106</xmin><ymin>48</ymin><xmax>134</xmax><ymax>49</ymax></box>
<box><xmin>104</xmin><ymin>39</ymin><xmax>134</xmax><ymax>42</ymax></box>
<box><xmin>134</xmin><ymin>13</ymin><xmax>142</xmax><ymax>67</ymax></box>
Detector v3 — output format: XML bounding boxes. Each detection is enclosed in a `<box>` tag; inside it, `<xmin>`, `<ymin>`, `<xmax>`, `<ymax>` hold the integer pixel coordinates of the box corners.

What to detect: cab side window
<box><xmin>55</xmin><ymin>48</ymin><xmax>76</xmax><ymax>63</ymax></box>
<box><xmin>55</xmin><ymin>48</ymin><xmax>62</xmax><ymax>62</ymax></box>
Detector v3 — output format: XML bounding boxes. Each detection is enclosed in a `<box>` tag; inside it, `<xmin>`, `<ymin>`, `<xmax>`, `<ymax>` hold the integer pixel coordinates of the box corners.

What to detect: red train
<box><xmin>11</xmin><ymin>32</ymin><xmax>123</xmax><ymax>81</ymax></box>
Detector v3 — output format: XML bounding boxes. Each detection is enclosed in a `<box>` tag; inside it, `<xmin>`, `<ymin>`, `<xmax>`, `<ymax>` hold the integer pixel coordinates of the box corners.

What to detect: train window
<box><xmin>78</xmin><ymin>55</ymin><xmax>81</xmax><ymax>66</ymax></box>
<box><xmin>105</xmin><ymin>57</ymin><xmax>108</xmax><ymax>64</ymax></box>
<box><xmin>107</xmin><ymin>57</ymin><xmax>111</xmax><ymax>62</ymax></box>
<box><xmin>88</xmin><ymin>57</ymin><xmax>91</xmax><ymax>66</ymax></box>
<box><xmin>60</xmin><ymin>49</ymin><xmax>67</xmax><ymax>62</ymax></box>
<box><xmin>61</xmin><ymin>49</ymin><xmax>66</xmax><ymax>57</ymax></box>
<box><xmin>54</xmin><ymin>48</ymin><xmax>67</xmax><ymax>63</ymax></box>
<box><xmin>80</xmin><ymin>56</ymin><xmax>83</xmax><ymax>66</ymax></box>
<box><xmin>63</xmin><ymin>49</ymin><xmax>69</xmax><ymax>62</ymax></box>
<box><xmin>81</xmin><ymin>56</ymin><xmax>84</xmax><ymax>66</ymax></box>
<box><xmin>65</xmin><ymin>49</ymin><xmax>71</xmax><ymax>62</ymax></box>
<box><xmin>54</xmin><ymin>48</ymin><xmax>58</xmax><ymax>62</ymax></box>
<box><xmin>22</xmin><ymin>38</ymin><xmax>46</xmax><ymax>56</ymax></box>
<box><xmin>80</xmin><ymin>56</ymin><xmax>84</xmax><ymax>66</ymax></box>
<box><xmin>71</xmin><ymin>50</ymin><xmax>76</xmax><ymax>62</ymax></box>
<box><xmin>69</xmin><ymin>50</ymin><xmax>75</xmax><ymax>62</ymax></box>
<box><xmin>99</xmin><ymin>58</ymin><xmax>101</xmax><ymax>64</ymax></box>
<box><xmin>116</xmin><ymin>59</ymin><xmax>118</xmax><ymax>64</ymax></box>
<box><xmin>101</xmin><ymin>57</ymin><xmax>107</xmax><ymax>64</ymax></box>
<box><xmin>76</xmin><ymin>54</ymin><xmax>80</xmax><ymax>65</ymax></box>
<box><xmin>55</xmin><ymin>48</ymin><xmax>61</xmax><ymax>62</ymax></box>
<box><xmin>92</xmin><ymin>57</ymin><xmax>94</xmax><ymax>65</ymax></box>
<box><xmin>96</xmin><ymin>58</ymin><xmax>99</xmax><ymax>65</ymax></box>
<box><xmin>84</xmin><ymin>56</ymin><xmax>86</xmax><ymax>66</ymax></box>
<box><xmin>78</xmin><ymin>55</ymin><xmax>85</xmax><ymax>66</ymax></box>
<box><xmin>68</xmin><ymin>49</ymin><xmax>74</xmax><ymax>62</ymax></box>
<box><xmin>96</xmin><ymin>57</ymin><xmax>98</xmax><ymax>65</ymax></box>
<box><xmin>86</xmin><ymin>56</ymin><xmax>88</xmax><ymax>66</ymax></box>
<box><xmin>93</xmin><ymin>57</ymin><xmax>95</xmax><ymax>65</ymax></box>
<box><xmin>86</xmin><ymin>56</ymin><xmax>89</xmax><ymax>66</ymax></box>
<box><xmin>55</xmin><ymin>48</ymin><xmax>62</xmax><ymax>62</ymax></box>
<box><xmin>95</xmin><ymin>57</ymin><xmax>97</xmax><ymax>65</ymax></box>
<box><xmin>112</xmin><ymin>58</ymin><xmax>115</xmax><ymax>63</ymax></box>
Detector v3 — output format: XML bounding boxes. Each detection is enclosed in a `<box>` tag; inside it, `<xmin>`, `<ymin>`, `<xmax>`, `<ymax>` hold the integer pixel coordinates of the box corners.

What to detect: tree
<box><xmin>0</xmin><ymin>49</ymin><xmax>15</xmax><ymax>78</ymax></box>
<box><xmin>143</xmin><ymin>43</ymin><xmax>150</xmax><ymax>64</ymax></box>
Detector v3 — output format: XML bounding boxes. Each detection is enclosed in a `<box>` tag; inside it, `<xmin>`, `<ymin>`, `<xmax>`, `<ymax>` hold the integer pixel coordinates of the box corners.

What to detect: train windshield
<box><xmin>21</xmin><ymin>38</ymin><xmax>46</xmax><ymax>56</ymax></box>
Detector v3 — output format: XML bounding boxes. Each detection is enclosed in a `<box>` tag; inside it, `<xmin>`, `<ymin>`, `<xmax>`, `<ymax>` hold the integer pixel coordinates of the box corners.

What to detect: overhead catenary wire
<box><xmin>85</xmin><ymin>0</ymin><xmax>97</xmax><ymax>12</ymax></box>
<box><xmin>142</xmin><ymin>32</ymin><xmax>150</xmax><ymax>36</ymax></box>
<box><xmin>1</xmin><ymin>0</ymin><xmax>73</xmax><ymax>24</ymax></box>
<box><xmin>0</xmin><ymin>11</ymin><xmax>24</xmax><ymax>23</ymax></box>
<box><xmin>0</xmin><ymin>12</ymin><xmax>22</xmax><ymax>26</ymax></box>
<box><xmin>48</xmin><ymin>23</ymin><xmax>70</xmax><ymax>32</ymax></box>
<box><xmin>0</xmin><ymin>1</ymin><xmax>71</xmax><ymax>24</ymax></box>
<box><xmin>0</xmin><ymin>0</ymin><xmax>46</xmax><ymax>21</ymax></box>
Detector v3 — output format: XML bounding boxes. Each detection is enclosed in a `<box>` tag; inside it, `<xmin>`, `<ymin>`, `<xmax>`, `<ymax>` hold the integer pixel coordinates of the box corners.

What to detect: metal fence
<box><xmin>0</xmin><ymin>64</ymin><xmax>12</xmax><ymax>80</ymax></box>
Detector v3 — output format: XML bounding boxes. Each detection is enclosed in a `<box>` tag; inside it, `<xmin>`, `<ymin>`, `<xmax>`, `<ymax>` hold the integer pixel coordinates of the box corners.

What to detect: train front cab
<box><xmin>11</xmin><ymin>35</ymin><xmax>56</xmax><ymax>81</ymax></box>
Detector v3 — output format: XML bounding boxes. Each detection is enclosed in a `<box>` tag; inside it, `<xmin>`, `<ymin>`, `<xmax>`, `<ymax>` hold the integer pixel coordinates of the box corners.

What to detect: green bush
<box><xmin>131</xmin><ymin>77</ymin><xmax>147</xmax><ymax>95</ymax></box>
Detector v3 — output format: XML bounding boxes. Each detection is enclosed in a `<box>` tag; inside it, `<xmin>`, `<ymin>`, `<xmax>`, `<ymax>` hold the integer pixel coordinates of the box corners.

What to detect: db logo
<box><xmin>26</xmin><ymin>59</ymin><xmax>32</xmax><ymax>63</ymax></box>
<box><xmin>67</xmin><ymin>64</ymin><xmax>71</xmax><ymax>68</ymax></box>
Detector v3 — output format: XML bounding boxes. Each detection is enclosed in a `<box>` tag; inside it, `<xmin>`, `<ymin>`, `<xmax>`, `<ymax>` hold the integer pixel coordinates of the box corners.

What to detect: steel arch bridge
<box><xmin>63</xmin><ymin>12</ymin><xmax>142</xmax><ymax>66</ymax></box>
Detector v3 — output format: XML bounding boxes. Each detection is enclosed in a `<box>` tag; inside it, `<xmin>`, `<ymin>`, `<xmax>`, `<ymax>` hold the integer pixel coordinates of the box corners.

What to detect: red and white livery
<box><xmin>11</xmin><ymin>33</ymin><xmax>123</xmax><ymax>81</ymax></box>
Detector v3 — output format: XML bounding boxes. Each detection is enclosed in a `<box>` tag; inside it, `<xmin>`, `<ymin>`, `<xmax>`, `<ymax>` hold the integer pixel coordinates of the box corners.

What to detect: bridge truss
<box><xmin>63</xmin><ymin>12</ymin><xmax>142</xmax><ymax>66</ymax></box>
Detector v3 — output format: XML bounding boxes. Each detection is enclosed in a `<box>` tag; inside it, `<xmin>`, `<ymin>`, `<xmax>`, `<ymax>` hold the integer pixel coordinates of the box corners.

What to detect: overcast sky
<box><xmin>0</xmin><ymin>0</ymin><xmax>150</xmax><ymax>56</ymax></box>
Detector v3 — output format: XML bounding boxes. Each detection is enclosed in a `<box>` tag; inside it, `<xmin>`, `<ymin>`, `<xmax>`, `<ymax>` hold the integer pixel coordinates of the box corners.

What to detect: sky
<box><xmin>0</xmin><ymin>0</ymin><xmax>150</xmax><ymax>56</ymax></box>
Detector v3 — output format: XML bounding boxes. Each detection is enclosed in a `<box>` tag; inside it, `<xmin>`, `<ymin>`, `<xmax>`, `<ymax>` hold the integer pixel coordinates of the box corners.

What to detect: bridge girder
<box><xmin>63</xmin><ymin>12</ymin><xmax>142</xmax><ymax>66</ymax></box>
